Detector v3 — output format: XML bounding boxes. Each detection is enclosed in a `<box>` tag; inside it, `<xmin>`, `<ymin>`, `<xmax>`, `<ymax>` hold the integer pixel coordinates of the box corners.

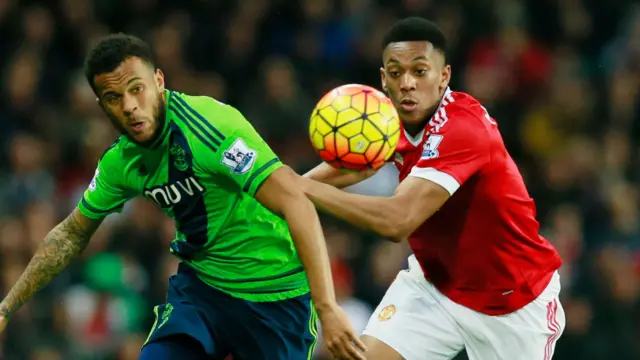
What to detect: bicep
<box><xmin>254</xmin><ymin>166</ymin><xmax>303</xmax><ymax>215</ymax></box>
<box><xmin>391</xmin><ymin>176</ymin><xmax>451</xmax><ymax>235</ymax></box>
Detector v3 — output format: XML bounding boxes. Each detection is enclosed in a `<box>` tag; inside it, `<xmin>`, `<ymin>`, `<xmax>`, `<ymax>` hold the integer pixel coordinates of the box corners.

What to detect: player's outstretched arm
<box><xmin>0</xmin><ymin>208</ymin><xmax>101</xmax><ymax>327</ymax></box>
<box><xmin>304</xmin><ymin>162</ymin><xmax>377</xmax><ymax>188</ymax></box>
<box><xmin>302</xmin><ymin>111</ymin><xmax>491</xmax><ymax>241</ymax></box>
<box><xmin>255</xmin><ymin>166</ymin><xmax>367</xmax><ymax>360</ymax></box>
<box><xmin>301</xmin><ymin>175</ymin><xmax>450</xmax><ymax>242</ymax></box>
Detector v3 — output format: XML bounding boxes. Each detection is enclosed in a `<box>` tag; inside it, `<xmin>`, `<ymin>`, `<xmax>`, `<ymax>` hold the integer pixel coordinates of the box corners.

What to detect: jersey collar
<box><xmin>403</xmin><ymin>87</ymin><xmax>452</xmax><ymax>146</ymax></box>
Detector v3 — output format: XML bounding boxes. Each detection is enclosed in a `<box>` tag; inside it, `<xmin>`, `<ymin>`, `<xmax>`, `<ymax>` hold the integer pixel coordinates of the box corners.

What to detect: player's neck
<box><xmin>404</xmin><ymin>122</ymin><xmax>427</xmax><ymax>137</ymax></box>
<box><xmin>403</xmin><ymin>102</ymin><xmax>440</xmax><ymax>137</ymax></box>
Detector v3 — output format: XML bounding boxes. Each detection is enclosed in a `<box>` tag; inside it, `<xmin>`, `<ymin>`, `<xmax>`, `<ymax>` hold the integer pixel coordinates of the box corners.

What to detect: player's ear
<box><xmin>380</xmin><ymin>67</ymin><xmax>388</xmax><ymax>94</ymax></box>
<box><xmin>440</xmin><ymin>64</ymin><xmax>451</xmax><ymax>91</ymax></box>
<box><xmin>155</xmin><ymin>69</ymin><xmax>165</xmax><ymax>92</ymax></box>
<box><xmin>91</xmin><ymin>82</ymin><xmax>102</xmax><ymax>105</ymax></box>
<box><xmin>95</xmin><ymin>97</ymin><xmax>107</xmax><ymax>110</ymax></box>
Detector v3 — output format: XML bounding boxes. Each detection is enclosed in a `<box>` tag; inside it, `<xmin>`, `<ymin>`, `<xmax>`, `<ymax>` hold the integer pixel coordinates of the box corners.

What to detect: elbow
<box><xmin>375</xmin><ymin>213</ymin><xmax>411</xmax><ymax>242</ymax></box>
<box><xmin>374</xmin><ymin>196</ymin><xmax>440</xmax><ymax>242</ymax></box>
<box><xmin>280</xmin><ymin>190</ymin><xmax>315</xmax><ymax>218</ymax></box>
<box><xmin>381</xmin><ymin>227</ymin><xmax>409</xmax><ymax>243</ymax></box>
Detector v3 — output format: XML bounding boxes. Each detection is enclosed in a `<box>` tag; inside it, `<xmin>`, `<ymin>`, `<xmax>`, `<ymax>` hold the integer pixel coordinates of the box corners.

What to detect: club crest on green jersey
<box><xmin>221</xmin><ymin>138</ymin><xmax>256</xmax><ymax>174</ymax></box>
<box><xmin>170</xmin><ymin>144</ymin><xmax>188</xmax><ymax>171</ymax></box>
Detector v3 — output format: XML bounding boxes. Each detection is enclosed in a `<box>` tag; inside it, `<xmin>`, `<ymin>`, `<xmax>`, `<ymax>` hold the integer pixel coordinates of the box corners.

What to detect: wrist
<box><xmin>313</xmin><ymin>300</ymin><xmax>338</xmax><ymax>315</ymax></box>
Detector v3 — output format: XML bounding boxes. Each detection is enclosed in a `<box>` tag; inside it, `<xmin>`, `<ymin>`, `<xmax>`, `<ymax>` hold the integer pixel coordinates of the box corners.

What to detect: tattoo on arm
<box><xmin>0</xmin><ymin>211</ymin><xmax>99</xmax><ymax>318</ymax></box>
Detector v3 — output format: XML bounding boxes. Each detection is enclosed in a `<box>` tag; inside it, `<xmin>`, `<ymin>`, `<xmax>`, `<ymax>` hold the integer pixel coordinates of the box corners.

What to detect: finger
<box><xmin>328</xmin><ymin>339</ymin><xmax>349</xmax><ymax>360</ymax></box>
<box><xmin>335</xmin><ymin>338</ymin><xmax>355</xmax><ymax>360</ymax></box>
<box><xmin>341</xmin><ymin>335</ymin><xmax>366</xmax><ymax>360</ymax></box>
<box><xmin>348</xmin><ymin>330</ymin><xmax>368</xmax><ymax>352</ymax></box>
<box><xmin>344</xmin><ymin>342</ymin><xmax>366</xmax><ymax>360</ymax></box>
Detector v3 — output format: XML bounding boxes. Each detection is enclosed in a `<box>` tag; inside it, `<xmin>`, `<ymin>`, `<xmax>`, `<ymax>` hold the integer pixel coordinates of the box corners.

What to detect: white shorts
<box><xmin>363</xmin><ymin>255</ymin><xmax>565</xmax><ymax>360</ymax></box>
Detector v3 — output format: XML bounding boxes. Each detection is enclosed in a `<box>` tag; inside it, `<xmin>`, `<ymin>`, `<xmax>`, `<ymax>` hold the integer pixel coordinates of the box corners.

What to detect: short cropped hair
<box><xmin>382</xmin><ymin>17</ymin><xmax>448</xmax><ymax>62</ymax></box>
<box><xmin>84</xmin><ymin>33</ymin><xmax>156</xmax><ymax>93</ymax></box>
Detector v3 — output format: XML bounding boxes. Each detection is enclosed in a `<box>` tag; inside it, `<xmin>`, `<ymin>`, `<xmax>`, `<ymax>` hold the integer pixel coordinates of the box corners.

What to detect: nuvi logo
<box><xmin>144</xmin><ymin>177</ymin><xmax>204</xmax><ymax>207</ymax></box>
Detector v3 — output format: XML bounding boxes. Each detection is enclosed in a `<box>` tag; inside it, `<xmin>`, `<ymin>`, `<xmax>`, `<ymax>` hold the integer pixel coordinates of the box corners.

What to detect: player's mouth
<box><xmin>130</xmin><ymin>121</ymin><xmax>146</xmax><ymax>133</ymax></box>
<box><xmin>399</xmin><ymin>99</ymin><xmax>418</xmax><ymax>112</ymax></box>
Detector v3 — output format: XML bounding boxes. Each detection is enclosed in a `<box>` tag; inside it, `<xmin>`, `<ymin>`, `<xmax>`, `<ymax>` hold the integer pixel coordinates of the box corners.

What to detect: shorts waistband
<box><xmin>178</xmin><ymin>262</ymin><xmax>195</xmax><ymax>275</ymax></box>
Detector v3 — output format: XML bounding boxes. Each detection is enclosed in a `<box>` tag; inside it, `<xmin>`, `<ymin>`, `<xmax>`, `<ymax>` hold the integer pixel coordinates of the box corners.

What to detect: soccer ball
<box><xmin>309</xmin><ymin>84</ymin><xmax>401</xmax><ymax>171</ymax></box>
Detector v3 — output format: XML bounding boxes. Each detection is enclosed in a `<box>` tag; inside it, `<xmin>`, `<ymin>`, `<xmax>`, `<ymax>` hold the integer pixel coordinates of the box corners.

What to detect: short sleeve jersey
<box><xmin>391</xmin><ymin>88</ymin><xmax>562</xmax><ymax>315</ymax></box>
<box><xmin>78</xmin><ymin>90</ymin><xmax>308</xmax><ymax>302</ymax></box>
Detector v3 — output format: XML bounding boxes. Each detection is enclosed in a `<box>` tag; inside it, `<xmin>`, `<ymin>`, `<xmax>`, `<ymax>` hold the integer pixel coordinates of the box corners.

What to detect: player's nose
<box><xmin>122</xmin><ymin>95</ymin><xmax>138</xmax><ymax>116</ymax></box>
<box><xmin>399</xmin><ymin>73</ymin><xmax>416</xmax><ymax>92</ymax></box>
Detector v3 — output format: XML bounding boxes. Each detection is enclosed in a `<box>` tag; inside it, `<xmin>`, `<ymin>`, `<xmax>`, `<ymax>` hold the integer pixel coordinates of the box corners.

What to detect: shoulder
<box><xmin>98</xmin><ymin>137</ymin><xmax>141</xmax><ymax>172</ymax></box>
<box><xmin>93</xmin><ymin>136</ymin><xmax>133</xmax><ymax>186</ymax></box>
<box><xmin>167</xmin><ymin>90</ymin><xmax>246</xmax><ymax>133</ymax></box>
<box><xmin>98</xmin><ymin>136</ymin><xmax>129</xmax><ymax>166</ymax></box>
<box><xmin>428</xmin><ymin>90</ymin><xmax>493</xmax><ymax>137</ymax></box>
<box><xmin>169</xmin><ymin>90</ymin><xmax>226</xmax><ymax>112</ymax></box>
<box><xmin>421</xmin><ymin>91</ymin><xmax>496</xmax><ymax>158</ymax></box>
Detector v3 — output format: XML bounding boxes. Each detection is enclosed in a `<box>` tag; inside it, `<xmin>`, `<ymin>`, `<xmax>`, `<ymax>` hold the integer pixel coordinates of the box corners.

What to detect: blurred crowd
<box><xmin>0</xmin><ymin>0</ymin><xmax>639</xmax><ymax>359</ymax></box>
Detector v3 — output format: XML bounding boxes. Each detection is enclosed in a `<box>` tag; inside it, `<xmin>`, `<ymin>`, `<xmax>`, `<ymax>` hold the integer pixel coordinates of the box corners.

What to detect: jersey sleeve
<box><xmin>185</xmin><ymin>98</ymin><xmax>283</xmax><ymax>196</ymax></box>
<box><xmin>408</xmin><ymin>118</ymin><xmax>490</xmax><ymax>195</ymax></box>
<box><xmin>77</xmin><ymin>150</ymin><xmax>131</xmax><ymax>219</ymax></box>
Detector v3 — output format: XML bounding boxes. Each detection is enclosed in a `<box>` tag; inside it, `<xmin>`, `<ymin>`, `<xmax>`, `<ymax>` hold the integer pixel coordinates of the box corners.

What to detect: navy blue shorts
<box><xmin>142</xmin><ymin>263</ymin><xmax>318</xmax><ymax>360</ymax></box>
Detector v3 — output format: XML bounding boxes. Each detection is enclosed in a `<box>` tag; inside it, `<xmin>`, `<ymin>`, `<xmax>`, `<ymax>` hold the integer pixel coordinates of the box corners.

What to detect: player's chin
<box><xmin>398</xmin><ymin>110</ymin><xmax>426</xmax><ymax>125</ymax></box>
<box><xmin>129</xmin><ymin>131</ymin><xmax>155</xmax><ymax>145</ymax></box>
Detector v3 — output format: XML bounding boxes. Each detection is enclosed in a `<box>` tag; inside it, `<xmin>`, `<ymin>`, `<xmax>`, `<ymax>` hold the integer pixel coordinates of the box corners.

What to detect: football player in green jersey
<box><xmin>0</xmin><ymin>33</ymin><xmax>366</xmax><ymax>360</ymax></box>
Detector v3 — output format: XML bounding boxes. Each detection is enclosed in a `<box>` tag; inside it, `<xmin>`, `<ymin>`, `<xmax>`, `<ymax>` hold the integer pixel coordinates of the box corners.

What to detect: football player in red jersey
<box><xmin>302</xmin><ymin>17</ymin><xmax>564</xmax><ymax>360</ymax></box>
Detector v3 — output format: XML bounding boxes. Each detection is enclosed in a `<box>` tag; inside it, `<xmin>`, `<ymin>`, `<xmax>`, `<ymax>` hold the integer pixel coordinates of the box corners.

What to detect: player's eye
<box><xmin>388</xmin><ymin>70</ymin><xmax>401</xmax><ymax>77</ymax></box>
<box><xmin>104</xmin><ymin>94</ymin><xmax>120</xmax><ymax>104</ymax></box>
<box><xmin>132</xmin><ymin>85</ymin><xmax>144</xmax><ymax>93</ymax></box>
<box><xmin>415</xmin><ymin>69</ymin><xmax>427</xmax><ymax>76</ymax></box>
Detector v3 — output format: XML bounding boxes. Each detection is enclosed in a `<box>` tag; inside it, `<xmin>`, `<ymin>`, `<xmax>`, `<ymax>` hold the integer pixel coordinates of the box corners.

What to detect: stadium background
<box><xmin>0</xmin><ymin>0</ymin><xmax>638</xmax><ymax>359</ymax></box>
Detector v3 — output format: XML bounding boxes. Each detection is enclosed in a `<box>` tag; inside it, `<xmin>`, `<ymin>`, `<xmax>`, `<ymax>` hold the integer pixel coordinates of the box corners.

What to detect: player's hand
<box><xmin>302</xmin><ymin>162</ymin><xmax>378</xmax><ymax>189</ymax></box>
<box><xmin>317</xmin><ymin>303</ymin><xmax>367</xmax><ymax>360</ymax></box>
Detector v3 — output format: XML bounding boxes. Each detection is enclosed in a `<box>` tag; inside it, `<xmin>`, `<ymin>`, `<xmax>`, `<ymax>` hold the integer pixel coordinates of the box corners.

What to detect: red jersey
<box><xmin>392</xmin><ymin>88</ymin><xmax>562</xmax><ymax>315</ymax></box>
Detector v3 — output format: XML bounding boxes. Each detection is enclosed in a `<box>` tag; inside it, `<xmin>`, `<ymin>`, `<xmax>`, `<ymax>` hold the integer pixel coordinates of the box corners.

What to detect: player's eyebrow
<box><xmin>100</xmin><ymin>76</ymin><xmax>143</xmax><ymax>96</ymax></box>
<box><xmin>386</xmin><ymin>56</ymin><xmax>429</xmax><ymax>65</ymax></box>
<box><xmin>127</xmin><ymin>76</ymin><xmax>143</xmax><ymax>84</ymax></box>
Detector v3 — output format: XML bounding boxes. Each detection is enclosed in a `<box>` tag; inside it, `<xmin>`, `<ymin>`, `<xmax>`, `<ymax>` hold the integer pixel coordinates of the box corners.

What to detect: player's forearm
<box><xmin>304</xmin><ymin>162</ymin><xmax>376</xmax><ymax>189</ymax></box>
<box><xmin>0</xmin><ymin>212</ymin><xmax>94</xmax><ymax>318</ymax></box>
<box><xmin>283</xmin><ymin>197</ymin><xmax>338</xmax><ymax>311</ymax></box>
<box><xmin>302</xmin><ymin>178</ymin><xmax>403</xmax><ymax>240</ymax></box>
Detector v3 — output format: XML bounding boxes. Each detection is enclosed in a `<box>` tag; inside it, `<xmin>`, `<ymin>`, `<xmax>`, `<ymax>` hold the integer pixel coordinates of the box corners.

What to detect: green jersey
<box><xmin>78</xmin><ymin>90</ymin><xmax>308</xmax><ymax>302</ymax></box>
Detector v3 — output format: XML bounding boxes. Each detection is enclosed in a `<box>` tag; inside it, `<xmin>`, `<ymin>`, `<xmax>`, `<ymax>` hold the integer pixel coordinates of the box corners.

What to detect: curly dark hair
<box><xmin>382</xmin><ymin>17</ymin><xmax>448</xmax><ymax>63</ymax></box>
<box><xmin>83</xmin><ymin>33</ymin><xmax>156</xmax><ymax>94</ymax></box>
